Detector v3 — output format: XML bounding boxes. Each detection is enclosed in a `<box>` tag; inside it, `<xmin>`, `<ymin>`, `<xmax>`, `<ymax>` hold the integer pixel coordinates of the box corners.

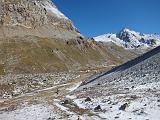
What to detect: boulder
<box><xmin>85</xmin><ymin>97</ymin><xmax>91</xmax><ymax>102</ymax></box>
<box><xmin>119</xmin><ymin>103</ymin><xmax>128</xmax><ymax>111</ymax></box>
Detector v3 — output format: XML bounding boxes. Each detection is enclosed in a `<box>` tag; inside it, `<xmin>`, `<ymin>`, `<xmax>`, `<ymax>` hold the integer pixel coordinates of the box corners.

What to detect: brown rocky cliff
<box><xmin>0</xmin><ymin>0</ymin><xmax>81</xmax><ymax>39</ymax></box>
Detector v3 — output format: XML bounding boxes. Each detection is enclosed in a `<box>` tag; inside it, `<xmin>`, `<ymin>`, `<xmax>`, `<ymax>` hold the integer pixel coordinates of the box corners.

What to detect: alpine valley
<box><xmin>0</xmin><ymin>0</ymin><xmax>159</xmax><ymax>120</ymax></box>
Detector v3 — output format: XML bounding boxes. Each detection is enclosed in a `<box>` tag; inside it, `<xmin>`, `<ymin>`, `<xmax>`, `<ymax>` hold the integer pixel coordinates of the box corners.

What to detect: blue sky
<box><xmin>54</xmin><ymin>0</ymin><xmax>160</xmax><ymax>37</ymax></box>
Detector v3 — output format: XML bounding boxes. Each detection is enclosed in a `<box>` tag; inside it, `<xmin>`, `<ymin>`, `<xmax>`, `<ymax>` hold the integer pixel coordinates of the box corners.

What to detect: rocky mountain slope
<box><xmin>0</xmin><ymin>43</ymin><xmax>159</xmax><ymax>120</ymax></box>
<box><xmin>0</xmin><ymin>0</ymin><xmax>142</xmax><ymax>101</ymax></box>
<box><xmin>71</xmin><ymin>46</ymin><xmax>160</xmax><ymax>120</ymax></box>
<box><xmin>94</xmin><ymin>28</ymin><xmax>160</xmax><ymax>49</ymax></box>
<box><xmin>0</xmin><ymin>0</ymin><xmax>141</xmax><ymax>75</ymax></box>
<box><xmin>0</xmin><ymin>0</ymin><xmax>80</xmax><ymax>39</ymax></box>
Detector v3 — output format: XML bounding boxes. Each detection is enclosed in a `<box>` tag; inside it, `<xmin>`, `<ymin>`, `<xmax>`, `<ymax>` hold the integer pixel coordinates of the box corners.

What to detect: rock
<box><xmin>119</xmin><ymin>103</ymin><xmax>128</xmax><ymax>111</ymax></box>
<box><xmin>94</xmin><ymin>105</ymin><xmax>102</xmax><ymax>111</ymax></box>
<box><xmin>101</xmin><ymin>99</ymin><xmax>107</xmax><ymax>103</ymax></box>
<box><xmin>62</xmin><ymin>99</ymin><xmax>69</xmax><ymax>105</ymax></box>
<box><xmin>108</xmin><ymin>101</ymin><xmax>112</xmax><ymax>104</ymax></box>
<box><xmin>97</xmin><ymin>83</ymin><xmax>101</xmax><ymax>85</ymax></box>
<box><xmin>85</xmin><ymin>97</ymin><xmax>91</xmax><ymax>102</ymax></box>
<box><xmin>43</xmin><ymin>80</ymin><xmax>46</xmax><ymax>82</ymax></box>
<box><xmin>77</xmin><ymin>116</ymin><xmax>80</xmax><ymax>120</ymax></box>
<box><xmin>47</xmin><ymin>117</ymin><xmax>55</xmax><ymax>120</ymax></box>
<box><xmin>124</xmin><ymin>88</ymin><xmax>129</xmax><ymax>90</ymax></box>
<box><xmin>130</xmin><ymin>80</ymin><xmax>134</xmax><ymax>82</ymax></box>
<box><xmin>115</xmin><ymin>116</ymin><xmax>119</xmax><ymax>119</ymax></box>
<box><xmin>83</xmin><ymin>87</ymin><xmax>87</xmax><ymax>90</ymax></box>
<box><xmin>137</xmin><ymin>110</ymin><xmax>145</xmax><ymax>115</ymax></box>
<box><xmin>147</xmin><ymin>88</ymin><xmax>152</xmax><ymax>92</ymax></box>
<box><xmin>130</xmin><ymin>95</ymin><xmax>137</xmax><ymax>99</ymax></box>
<box><xmin>112</xmin><ymin>102</ymin><xmax>118</xmax><ymax>105</ymax></box>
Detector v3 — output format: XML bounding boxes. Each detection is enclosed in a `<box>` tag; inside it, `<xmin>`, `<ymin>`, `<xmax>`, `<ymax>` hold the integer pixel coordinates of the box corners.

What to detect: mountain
<box><xmin>0</xmin><ymin>0</ymin><xmax>101</xmax><ymax>74</ymax></box>
<box><xmin>94</xmin><ymin>28</ymin><xmax>160</xmax><ymax>49</ymax></box>
<box><xmin>0</xmin><ymin>0</ymin><xmax>81</xmax><ymax>39</ymax></box>
<box><xmin>71</xmin><ymin>46</ymin><xmax>160</xmax><ymax>120</ymax></box>
<box><xmin>0</xmin><ymin>0</ymin><xmax>141</xmax><ymax>75</ymax></box>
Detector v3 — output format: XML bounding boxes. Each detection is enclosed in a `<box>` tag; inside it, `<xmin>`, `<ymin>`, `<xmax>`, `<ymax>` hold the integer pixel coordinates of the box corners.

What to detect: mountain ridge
<box><xmin>94</xmin><ymin>28</ymin><xmax>160</xmax><ymax>49</ymax></box>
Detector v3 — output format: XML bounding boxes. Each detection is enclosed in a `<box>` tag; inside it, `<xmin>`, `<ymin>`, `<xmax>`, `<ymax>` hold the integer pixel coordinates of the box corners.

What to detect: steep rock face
<box><xmin>0</xmin><ymin>0</ymin><xmax>80</xmax><ymax>39</ymax></box>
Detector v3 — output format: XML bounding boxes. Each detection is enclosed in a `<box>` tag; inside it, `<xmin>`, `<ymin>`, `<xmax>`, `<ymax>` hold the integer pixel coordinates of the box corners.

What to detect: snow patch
<box><xmin>0</xmin><ymin>104</ymin><xmax>55</xmax><ymax>120</ymax></box>
<box><xmin>42</xmin><ymin>1</ymin><xmax>68</xmax><ymax>19</ymax></box>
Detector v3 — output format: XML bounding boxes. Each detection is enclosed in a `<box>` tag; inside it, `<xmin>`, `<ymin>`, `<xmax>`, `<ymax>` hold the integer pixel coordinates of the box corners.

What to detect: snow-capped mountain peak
<box><xmin>94</xmin><ymin>28</ymin><xmax>160</xmax><ymax>49</ymax></box>
<box><xmin>120</xmin><ymin>28</ymin><xmax>137</xmax><ymax>33</ymax></box>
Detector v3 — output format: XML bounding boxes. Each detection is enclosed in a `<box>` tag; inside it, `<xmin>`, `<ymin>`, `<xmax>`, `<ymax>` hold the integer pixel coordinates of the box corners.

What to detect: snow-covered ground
<box><xmin>73</xmin><ymin>84</ymin><xmax>160</xmax><ymax>120</ymax></box>
<box><xmin>0</xmin><ymin>104</ymin><xmax>56</xmax><ymax>120</ymax></box>
<box><xmin>71</xmin><ymin>46</ymin><xmax>160</xmax><ymax>120</ymax></box>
